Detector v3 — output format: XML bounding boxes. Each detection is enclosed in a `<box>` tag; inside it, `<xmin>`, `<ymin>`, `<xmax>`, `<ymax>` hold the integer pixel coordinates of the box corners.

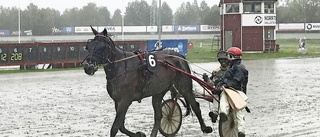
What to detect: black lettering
<box><xmin>106</xmin><ymin>27</ymin><xmax>115</xmax><ymax>31</ymax></box>
<box><xmin>313</xmin><ymin>25</ymin><xmax>320</xmax><ymax>28</ymax></box>
<box><xmin>264</xmin><ymin>16</ymin><xmax>276</xmax><ymax>20</ymax></box>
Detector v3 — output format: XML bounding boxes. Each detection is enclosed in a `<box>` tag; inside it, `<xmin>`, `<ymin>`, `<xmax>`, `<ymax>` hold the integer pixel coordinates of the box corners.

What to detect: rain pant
<box><xmin>219</xmin><ymin>91</ymin><xmax>246</xmax><ymax>133</ymax></box>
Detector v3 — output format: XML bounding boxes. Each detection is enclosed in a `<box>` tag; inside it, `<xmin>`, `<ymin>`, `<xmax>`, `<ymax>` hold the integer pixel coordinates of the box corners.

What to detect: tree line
<box><xmin>0</xmin><ymin>0</ymin><xmax>319</xmax><ymax>35</ymax></box>
<box><xmin>277</xmin><ymin>0</ymin><xmax>320</xmax><ymax>23</ymax></box>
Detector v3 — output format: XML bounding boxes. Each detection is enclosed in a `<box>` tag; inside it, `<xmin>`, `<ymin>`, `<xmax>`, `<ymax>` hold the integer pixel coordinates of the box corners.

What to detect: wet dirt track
<box><xmin>0</xmin><ymin>57</ymin><xmax>320</xmax><ymax>137</ymax></box>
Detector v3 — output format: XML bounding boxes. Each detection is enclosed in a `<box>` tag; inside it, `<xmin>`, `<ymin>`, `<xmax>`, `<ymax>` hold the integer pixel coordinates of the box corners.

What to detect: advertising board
<box><xmin>305</xmin><ymin>23</ymin><xmax>320</xmax><ymax>31</ymax></box>
<box><xmin>147</xmin><ymin>39</ymin><xmax>188</xmax><ymax>56</ymax></box>
<box><xmin>174</xmin><ymin>25</ymin><xmax>200</xmax><ymax>32</ymax></box>
<box><xmin>98</xmin><ymin>26</ymin><xmax>122</xmax><ymax>33</ymax></box>
<box><xmin>147</xmin><ymin>26</ymin><xmax>158</xmax><ymax>32</ymax></box>
<box><xmin>200</xmin><ymin>25</ymin><xmax>220</xmax><ymax>32</ymax></box>
<box><xmin>0</xmin><ymin>30</ymin><xmax>10</xmax><ymax>36</ymax></box>
<box><xmin>242</xmin><ymin>14</ymin><xmax>276</xmax><ymax>26</ymax></box>
<box><xmin>278</xmin><ymin>23</ymin><xmax>304</xmax><ymax>31</ymax></box>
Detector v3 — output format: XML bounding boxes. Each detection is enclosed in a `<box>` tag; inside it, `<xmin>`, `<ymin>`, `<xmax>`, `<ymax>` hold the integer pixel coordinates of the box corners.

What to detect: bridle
<box><xmin>82</xmin><ymin>34</ymin><xmax>115</xmax><ymax>66</ymax></box>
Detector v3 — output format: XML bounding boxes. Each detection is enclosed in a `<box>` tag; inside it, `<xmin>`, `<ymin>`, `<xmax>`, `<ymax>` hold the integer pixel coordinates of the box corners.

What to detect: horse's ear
<box><xmin>103</xmin><ymin>28</ymin><xmax>108</xmax><ymax>36</ymax></box>
<box><xmin>90</xmin><ymin>25</ymin><xmax>98</xmax><ymax>35</ymax></box>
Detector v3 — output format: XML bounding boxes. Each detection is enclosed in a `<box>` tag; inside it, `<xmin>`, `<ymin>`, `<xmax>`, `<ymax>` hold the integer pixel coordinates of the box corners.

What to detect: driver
<box><xmin>216</xmin><ymin>47</ymin><xmax>248</xmax><ymax>137</ymax></box>
<box><xmin>202</xmin><ymin>50</ymin><xmax>230</xmax><ymax>123</ymax></box>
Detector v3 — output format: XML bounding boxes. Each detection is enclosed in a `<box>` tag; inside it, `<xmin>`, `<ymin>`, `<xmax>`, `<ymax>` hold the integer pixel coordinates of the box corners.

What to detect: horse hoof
<box><xmin>202</xmin><ymin>126</ymin><xmax>213</xmax><ymax>133</ymax></box>
<box><xmin>135</xmin><ymin>132</ymin><xmax>146</xmax><ymax>137</ymax></box>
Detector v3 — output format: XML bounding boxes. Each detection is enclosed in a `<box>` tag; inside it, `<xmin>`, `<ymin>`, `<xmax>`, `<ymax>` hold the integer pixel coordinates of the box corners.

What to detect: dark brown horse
<box><xmin>82</xmin><ymin>26</ymin><xmax>212</xmax><ymax>137</ymax></box>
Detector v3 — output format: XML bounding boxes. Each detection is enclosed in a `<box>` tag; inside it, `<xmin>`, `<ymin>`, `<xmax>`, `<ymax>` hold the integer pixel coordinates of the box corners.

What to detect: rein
<box><xmin>101</xmin><ymin>54</ymin><xmax>140</xmax><ymax>66</ymax></box>
<box><xmin>100</xmin><ymin>41</ymin><xmax>145</xmax><ymax>80</ymax></box>
<box><xmin>92</xmin><ymin>34</ymin><xmax>142</xmax><ymax>67</ymax></box>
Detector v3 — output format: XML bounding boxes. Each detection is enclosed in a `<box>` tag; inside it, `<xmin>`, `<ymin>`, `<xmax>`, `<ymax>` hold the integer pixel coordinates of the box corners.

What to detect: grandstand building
<box><xmin>220</xmin><ymin>0</ymin><xmax>278</xmax><ymax>52</ymax></box>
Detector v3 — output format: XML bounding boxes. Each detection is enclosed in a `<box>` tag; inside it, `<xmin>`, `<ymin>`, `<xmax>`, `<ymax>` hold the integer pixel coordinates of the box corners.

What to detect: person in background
<box><xmin>202</xmin><ymin>50</ymin><xmax>230</xmax><ymax>123</ymax></box>
<box><xmin>216</xmin><ymin>47</ymin><xmax>249</xmax><ymax>137</ymax></box>
<box><xmin>299</xmin><ymin>37</ymin><xmax>306</xmax><ymax>49</ymax></box>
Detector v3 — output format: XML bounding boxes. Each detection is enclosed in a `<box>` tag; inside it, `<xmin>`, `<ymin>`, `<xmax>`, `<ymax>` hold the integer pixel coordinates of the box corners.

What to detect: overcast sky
<box><xmin>0</xmin><ymin>0</ymin><xmax>219</xmax><ymax>14</ymax></box>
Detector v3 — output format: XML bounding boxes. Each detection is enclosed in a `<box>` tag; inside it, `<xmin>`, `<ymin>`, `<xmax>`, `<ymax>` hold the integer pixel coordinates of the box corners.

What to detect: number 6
<box><xmin>148</xmin><ymin>55</ymin><xmax>156</xmax><ymax>67</ymax></box>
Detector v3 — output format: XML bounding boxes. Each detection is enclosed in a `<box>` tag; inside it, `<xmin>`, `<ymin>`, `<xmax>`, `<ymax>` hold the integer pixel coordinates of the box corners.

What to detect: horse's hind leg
<box><xmin>183</xmin><ymin>91</ymin><xmax>212</xmax><ymax>133</ymax></box>
<box><xmin>177</xmin><ymin>82</ymin><xmax>213</xmax><ymax>133</ymax></box>
<box><xmin>150</xmin><ymin>92</ymin><xmax>166</xmax><ymax>137</ymax></box>
<box><xmin>119</xmin><ymin>121</ymin><xmax>136</xmax><ymax>137</ymax></box>
<box><xmin>111</xmin><ymin>100</ymin><xmax>139</xmax><ymax>137</ymax></box>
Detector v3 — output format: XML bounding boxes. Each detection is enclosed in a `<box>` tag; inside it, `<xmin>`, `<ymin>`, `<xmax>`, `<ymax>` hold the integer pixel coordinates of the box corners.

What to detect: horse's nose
<box><xmin>82</xmin><ymin>62</ymin><xmax>91</xmax><ymax>70</ymax></box>
<box><xmin>83</xmin><ymin>62</ymin><xmax>95</xmax><ymax>75</ymax></box>
<box><xmin>82</xmin><ymin>61</ymin><xmax>88</xmax><ymax>67</ymax></box>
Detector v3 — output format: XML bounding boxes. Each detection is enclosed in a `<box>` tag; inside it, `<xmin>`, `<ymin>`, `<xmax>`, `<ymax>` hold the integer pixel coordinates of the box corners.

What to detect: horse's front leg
<box><xmin>110</xmin><ymin>100</ymin><xmax>143</xmax><ymax>137</ymax></box>
<box><xmin>150</xmin><ymin>92</ymin><xmax>166</xmax><ymax>137</ymax></box>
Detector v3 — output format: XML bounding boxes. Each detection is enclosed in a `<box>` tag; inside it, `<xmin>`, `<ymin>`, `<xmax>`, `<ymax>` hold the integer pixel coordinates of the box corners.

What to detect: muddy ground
<box><xmin>0</xmin><ymin>57</ymin><xmax>320</xmax><ymax>137</ymax></box>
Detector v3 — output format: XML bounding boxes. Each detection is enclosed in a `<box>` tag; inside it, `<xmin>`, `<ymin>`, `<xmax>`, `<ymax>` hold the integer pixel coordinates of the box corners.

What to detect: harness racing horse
<box><xmin>82</xmin><ymin>26</ymin><xmax>212</xmax><ymax>137</ymax></box>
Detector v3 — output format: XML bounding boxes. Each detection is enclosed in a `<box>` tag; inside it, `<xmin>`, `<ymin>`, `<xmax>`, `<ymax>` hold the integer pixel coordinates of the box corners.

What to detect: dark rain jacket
<box><xmin>216</xmin><ymin>59</ymin><xmax>248</xmax><ymax>94</ymax></box>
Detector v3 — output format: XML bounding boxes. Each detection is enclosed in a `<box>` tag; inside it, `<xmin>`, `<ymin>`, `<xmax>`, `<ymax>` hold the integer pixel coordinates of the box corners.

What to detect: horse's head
<box><xmin>82</xmin><ymin>26</ymin><xmax>115</xmax><ymax>75</ymax></box>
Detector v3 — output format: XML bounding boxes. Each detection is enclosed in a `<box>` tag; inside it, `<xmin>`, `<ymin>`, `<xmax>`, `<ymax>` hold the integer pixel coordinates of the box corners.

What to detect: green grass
<box><xmin>186</xmin><ymin>39</ymin><xmax>320</xmax><ymax>63</ymax></box>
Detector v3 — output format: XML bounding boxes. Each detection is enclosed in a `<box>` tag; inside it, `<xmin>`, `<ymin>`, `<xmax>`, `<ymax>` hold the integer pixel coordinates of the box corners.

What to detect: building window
<box><xmin>226</xmin><ymin>4</ymin><xmax>239</xmax><ymax>13</ymax></box>
<box><xmin>264</xmin><ymin>2</ymin><xmax>275</xmax><ymax>13</ymax></box>
<box><xmin>243</xmin><ymin>2</ymin><xmax>261</xmax><ymax>13</ymax></box>
<box><xmin>265</xmin><ymin>29</ymin><xmax>274</xmax><ymax>40</ymax></box>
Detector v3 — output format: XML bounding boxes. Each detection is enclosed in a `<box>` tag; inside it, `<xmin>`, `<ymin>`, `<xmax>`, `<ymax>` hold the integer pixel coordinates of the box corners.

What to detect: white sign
<box><xmin>75</xmin><ymin>26</ymin><xmax>98</xmax><ymax>33</ymax></box>
<box><xmin>242</xmin><ymin>14</ymin><xmax>276</xmax><ymax>26</ymax></box>
<box><xmin>98</xmin><ymin>26</ymin><xmax>122</xmax><ymax>33</ymax></box>
<box><xmin>162</xmin><ymin>25</ymin><xmax>173</xmax><ymax>32</ymax></box>
<box><xmin>200</xmin><ymin>25</ymin><xmax>220</xmax><ymax>32</ymax></box>
<box><xmin>278</xmin><ymin>23</ymin><xmax>304</xmax><ymax>31</ymax></box>
<box><xmin>305</xmin><ymin>23</ymin><xmax>320</xmax><ymax>31</ymax></box>
<box><xmin>147</xmin><ymin>26</ymin><xmax>158</xmax><ymax>32</ymax></box>
<box><xmin>123</xmin><ymin>26</ymin><xmax>146</xmax><ymax>32</ymax></box>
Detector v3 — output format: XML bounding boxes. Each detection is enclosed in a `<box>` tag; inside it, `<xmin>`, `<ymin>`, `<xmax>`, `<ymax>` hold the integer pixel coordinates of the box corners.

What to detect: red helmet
<box><xmin>227</xmin><ymin>47</ymin><xmax>242</xmax><ymax>60</ymax></box>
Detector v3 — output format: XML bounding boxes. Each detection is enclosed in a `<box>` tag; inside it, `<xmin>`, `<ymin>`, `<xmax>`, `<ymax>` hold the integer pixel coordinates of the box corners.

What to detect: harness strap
<box><xmin>159</xmin><ymin>60</ymin><xmax>220</xmax><ymax>103</ymax></box>
<box><xmin>135</xmin><ymin>51</ymin><xmax>145</xmax><ymax>62</ymax></box>
<box><xmin>135</xmin><ymin>51</ymin><xmax>147</xmax><ymax>76</ymax></box>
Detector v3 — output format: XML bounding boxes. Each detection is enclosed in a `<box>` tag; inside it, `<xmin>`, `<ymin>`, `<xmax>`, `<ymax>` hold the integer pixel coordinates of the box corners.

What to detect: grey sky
<box><xmin>0</xmin><ymin>0</ymin><xmax>219</xmax><ymax>14</ymax></box>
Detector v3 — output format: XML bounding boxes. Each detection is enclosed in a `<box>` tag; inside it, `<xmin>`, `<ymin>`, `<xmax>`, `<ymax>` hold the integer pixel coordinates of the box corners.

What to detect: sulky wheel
<box><xmin>218</xmin><ymin>109</ymin><xmax>239</xmax><ymax>137</ymax></box>
<box><xmin>159</xmin><ymin>99</ymin><xmax>182</xmax><ymax>137</ymax></box>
